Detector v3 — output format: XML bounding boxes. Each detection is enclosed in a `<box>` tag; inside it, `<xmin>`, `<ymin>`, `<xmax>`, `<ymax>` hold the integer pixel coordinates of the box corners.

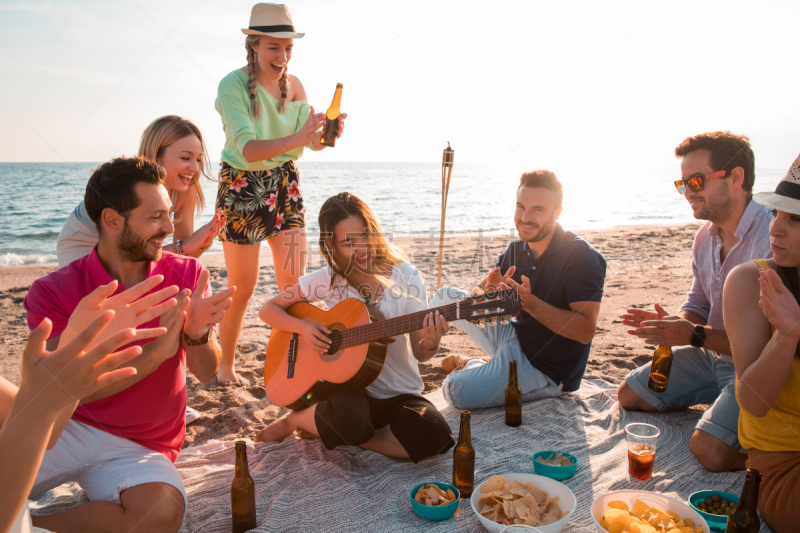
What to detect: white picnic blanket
<box><xmin>30</xmin><ymin>375</ymin><xmax>773</xmax><ymax>532</ymax></box>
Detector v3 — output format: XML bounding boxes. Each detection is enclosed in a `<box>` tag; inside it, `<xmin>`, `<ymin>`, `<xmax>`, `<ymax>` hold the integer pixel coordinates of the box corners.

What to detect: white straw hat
<box><xmin>753</xmin><ymin>152</ymin><xmax>800</xmax><ymax>216</ymax></box>
<box><xmin>242</xmin><ymin>3</ymin><xmax>304</xmax><ymax>38</ymax></box>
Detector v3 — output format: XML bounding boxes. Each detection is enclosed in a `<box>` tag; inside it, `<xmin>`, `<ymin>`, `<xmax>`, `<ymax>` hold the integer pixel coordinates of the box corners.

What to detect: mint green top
<box><xmin>215</xmin><ymin>69</ymin><xmax>311</xmax><ymax>171</ymax></box>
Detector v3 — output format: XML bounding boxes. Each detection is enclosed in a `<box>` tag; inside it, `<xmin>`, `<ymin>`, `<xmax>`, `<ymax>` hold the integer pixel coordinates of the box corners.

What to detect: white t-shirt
<box><xmin>296</xmin><ymin>262</ymin><xmax>428</xmax><ymax>399</ymax></box>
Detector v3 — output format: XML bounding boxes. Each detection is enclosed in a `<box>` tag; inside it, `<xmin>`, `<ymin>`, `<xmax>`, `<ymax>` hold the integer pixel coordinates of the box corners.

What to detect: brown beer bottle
<box><xmin>320</xmin><ymin>83</ymin><xmax>343</xmax><ymax>147</ymax></box>
<box><xmin>231</xmin><ymin>441</ymin><xmax>257</xmax><ymax>533</ymax></box>
<box><xmin>453</xmin><ymin>410</ymin><xmax>475</xmax><ymax>497</ymax></box>
<box><xmin>647</xmin><ymin>345</ymin><xmax>673</xmax><ymax>393</ymax></box>
<box><xmin>505</xmin><ymin>359</ymin><xmax>522</xmax><ymax>427</ymax></box>
<box><xmin>725</xmin><ymin>469</ymin><xmax>761</xmax><ymax>533</ymax></box>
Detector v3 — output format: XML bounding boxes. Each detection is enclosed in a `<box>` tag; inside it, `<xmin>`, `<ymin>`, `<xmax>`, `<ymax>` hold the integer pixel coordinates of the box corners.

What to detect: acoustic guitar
<box><xmin>264</xmin><ymin>288</ymin><xmax>521</xmax><ymax>410</ymax></box>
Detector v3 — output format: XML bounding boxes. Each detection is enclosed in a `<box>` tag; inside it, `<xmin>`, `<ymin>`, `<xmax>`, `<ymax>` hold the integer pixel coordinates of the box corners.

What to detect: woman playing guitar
<box><xmin>254</xmin><ymin>192</ymin><xmax>455</xmax><ymax>462</ymax></box>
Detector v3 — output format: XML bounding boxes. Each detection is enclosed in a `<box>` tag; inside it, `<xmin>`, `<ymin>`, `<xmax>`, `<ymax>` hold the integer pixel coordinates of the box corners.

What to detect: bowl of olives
<box><xmin>688</xmin><ymin>491</ymin><xmax>739</xmax><ymax>531</ymax></box>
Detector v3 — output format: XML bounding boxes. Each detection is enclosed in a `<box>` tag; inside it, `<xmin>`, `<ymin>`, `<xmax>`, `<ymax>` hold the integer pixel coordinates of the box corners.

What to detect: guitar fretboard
<box><xmin>339</xmin><ymin>292</ymin><xmax>515</xmax><ymax>348</ymax></box>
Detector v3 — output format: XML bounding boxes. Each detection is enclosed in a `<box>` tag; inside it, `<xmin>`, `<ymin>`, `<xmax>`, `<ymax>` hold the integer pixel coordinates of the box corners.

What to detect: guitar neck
<box><xmin>340</xmin><ymin>302</ymin><xmax>461</xmax><ymax>348</ymax></box>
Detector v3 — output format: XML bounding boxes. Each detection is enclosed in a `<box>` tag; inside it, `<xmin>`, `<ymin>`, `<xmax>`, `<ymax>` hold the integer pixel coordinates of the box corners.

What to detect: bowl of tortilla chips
<box><xmin>532</xmin><ymin>451</ymin><xmax>578</xmax><ymax>481</ymax></box>
<box><xmin>469</xmin><ymin>474</ymin><xmax>576</xmax><ymax>533</ymax></box>
<box><xmin>409</xmin><ymin>481</ymin><xmax>460</xmax><ymax>521</ymax></box>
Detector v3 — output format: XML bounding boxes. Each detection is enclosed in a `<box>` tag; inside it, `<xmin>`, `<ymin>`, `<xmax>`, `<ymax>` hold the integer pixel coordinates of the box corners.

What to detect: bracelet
<box><xmin>173</xmin><ymin>240</ymin><xmax>184</xmax><ymax>255</ymax></box>
<box><xmin>422</xmin><ymin>338</ymin><xmax>440</xmax><ymax>351</ymax></box>
<box><xmin>183</xmin><ymin>328</ymin><xmax>211</xmax><ymax>346</ymax></box>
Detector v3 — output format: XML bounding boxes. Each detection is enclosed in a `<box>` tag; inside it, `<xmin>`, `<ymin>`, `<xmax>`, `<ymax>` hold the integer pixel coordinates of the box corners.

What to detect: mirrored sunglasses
<box><xmin>674</xmin><ymin>170</ymin><xmax>727</xmax><ymax>194</ymax></box>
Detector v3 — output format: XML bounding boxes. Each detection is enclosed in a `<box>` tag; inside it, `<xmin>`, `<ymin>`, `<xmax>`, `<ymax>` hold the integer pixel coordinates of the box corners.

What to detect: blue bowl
<box><xmin>532</xmin><ymin>450</ymin><xmax>578</xmax><ymax>481</ymax></box>
<box><xmin>410</xmin><ymin>481</ymin><xmax>460</xmax><ymax>521</ymax></box>
<box><xmin>689</xmin><ymin>490</ymin><xmax>738</xmax><ymax>531</ymax></box>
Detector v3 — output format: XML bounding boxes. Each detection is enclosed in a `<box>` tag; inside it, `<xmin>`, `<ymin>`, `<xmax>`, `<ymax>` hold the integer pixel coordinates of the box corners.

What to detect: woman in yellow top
<box><xmin>723</xmin><ymin>153</ymin><xmax>800</xmax><ymax>533</ymax></box>
<box><xmin>214</xmin><ymin>3</ymin><xmax>345</xmax><ymax>385</ymax></box>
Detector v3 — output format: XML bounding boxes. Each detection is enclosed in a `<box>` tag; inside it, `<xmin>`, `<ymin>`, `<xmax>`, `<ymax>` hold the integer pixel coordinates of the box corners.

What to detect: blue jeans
<box><xmin>625</xmin><ymin>346</ymin><xmax>742</xmax><ymax>450</ymax></box>
<box><xmin>430</xmin><ymin>287</ymin><xmax>562</xmax><ymax>409</ymax></box>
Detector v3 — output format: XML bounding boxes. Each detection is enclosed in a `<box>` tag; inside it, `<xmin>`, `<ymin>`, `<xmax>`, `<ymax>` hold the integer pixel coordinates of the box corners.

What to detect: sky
<box><xmin>1</xmin><ymin>0</ymin><xmax>799</xmax><ymax>177</ymax></box>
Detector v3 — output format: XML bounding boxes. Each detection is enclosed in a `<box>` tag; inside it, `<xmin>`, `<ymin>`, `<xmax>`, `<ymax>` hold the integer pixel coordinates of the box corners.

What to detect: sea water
<box><xmin>0</xmin><ymin>162</ymin><xmax>784</xmax><ymax>266</ymax></box>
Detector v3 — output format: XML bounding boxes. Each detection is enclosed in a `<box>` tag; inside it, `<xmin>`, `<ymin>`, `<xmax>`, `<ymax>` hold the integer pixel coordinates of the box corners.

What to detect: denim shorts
<box><xmin>430</xmin><ymin>287</ymin><xmax>562</xmax><ymax>410</ymax></box>
<box><xmin>625</xmin><ymin>346</ymin><xmax>742</xmax><ymax>451</ymax></box>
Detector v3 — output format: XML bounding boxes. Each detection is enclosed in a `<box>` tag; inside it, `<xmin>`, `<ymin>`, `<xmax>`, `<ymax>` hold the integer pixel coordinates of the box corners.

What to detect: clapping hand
<box><xmin>184</xmin><ymin>210</ymin><xmax>226</xmax><ymax>255</ymax></box>
<box><xmin>758</xmin><ymin>268</ymin><xmax>800</xmax><ymax>337</ymax></box>
<box><xmin>19</xmin><ymin>312</ymin><xmax>143</xmax><ymax>410</ymax></box>
<box><xmin>504</xmin><ymin>274</ymin><xmax>537</xmax><ymax>315</ymax></box>
<box><xmin>621</xmin><ymin>303</ymin><xmax>694</xmax><ymax>346</ymax></box>
<box><xmin>485</xmin><ymin>266</ymin><xmax>516</xmax><ymax>293</ymax></box>
<box><xmin>182</xmin><ymin>270</ymin><xmax>236</xmax><ymax>340</ymax></box>
<box><xmin>60</xmin><ymin>276</ymin><xmax>178</xmax><ymax>350</ymax></box>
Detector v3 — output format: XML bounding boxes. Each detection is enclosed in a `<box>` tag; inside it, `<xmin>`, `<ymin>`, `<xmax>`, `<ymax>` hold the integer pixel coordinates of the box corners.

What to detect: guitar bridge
<box><xmin>287</xmin><ymin>333</ymin><xmax>298</xmax><ymax>379</ymax></box>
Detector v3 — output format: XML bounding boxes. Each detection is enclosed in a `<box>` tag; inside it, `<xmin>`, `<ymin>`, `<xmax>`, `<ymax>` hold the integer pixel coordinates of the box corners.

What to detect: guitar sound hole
<box><xmin>325</xmin><ymin>329</ymin><xmax>343</xmax><ymax>356</ymax></box>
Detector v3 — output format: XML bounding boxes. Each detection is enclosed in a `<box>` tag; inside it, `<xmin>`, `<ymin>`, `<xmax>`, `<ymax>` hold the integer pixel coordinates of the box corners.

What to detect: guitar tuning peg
<box><xmin>500</xmin><ymin>318</ymin><xmax>510</xmax><ymax>325</ymax></box>
<box><xmin>475</xmin><ymin>321</ymin><xmax>485</xmax><ymax>328</ymax></box>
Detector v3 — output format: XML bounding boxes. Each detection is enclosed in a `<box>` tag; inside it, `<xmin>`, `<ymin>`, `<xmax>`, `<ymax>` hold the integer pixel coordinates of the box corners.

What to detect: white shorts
<box><xmin>30</xmin><ymin>419</ymin><xmax>187</xmax><ymax>519</ymax></box>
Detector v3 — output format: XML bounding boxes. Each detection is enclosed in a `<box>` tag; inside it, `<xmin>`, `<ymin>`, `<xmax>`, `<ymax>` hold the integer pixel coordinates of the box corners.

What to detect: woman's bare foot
<box><xmin>295</xmin><ymin>429</ymin><xmax>319</xmax><ymax>440</ymax></box>
<box><xmin>255</xmin><ymin>414</ymin><xmax>295</xmax><ymax>443</ymax></box>
<box><xmin>216</xmin><ymin>365</ymin><xmax>240</xmax><ymax>387</ymax></box>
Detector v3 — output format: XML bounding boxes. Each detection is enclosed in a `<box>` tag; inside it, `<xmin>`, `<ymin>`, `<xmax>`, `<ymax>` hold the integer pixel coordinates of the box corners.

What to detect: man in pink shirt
<box><xmin>23</xmin><ymin>156</ymin><xmax>235</xmax><ymax>533</ymax></box>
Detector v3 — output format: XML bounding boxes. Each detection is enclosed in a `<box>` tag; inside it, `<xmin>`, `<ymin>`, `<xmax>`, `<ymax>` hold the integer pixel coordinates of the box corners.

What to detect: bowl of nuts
<box><xmin>688</xmin><ymin>490</ymin><xmax>738</xmax><ymax>531</ymax></box>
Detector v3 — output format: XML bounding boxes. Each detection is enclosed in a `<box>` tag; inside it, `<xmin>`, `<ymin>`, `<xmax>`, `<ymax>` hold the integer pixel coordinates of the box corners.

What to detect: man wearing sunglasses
<box><xmin>619</xmin><ymin>131</ymin><xmax>772</xmax><ymax>473</ymax></box>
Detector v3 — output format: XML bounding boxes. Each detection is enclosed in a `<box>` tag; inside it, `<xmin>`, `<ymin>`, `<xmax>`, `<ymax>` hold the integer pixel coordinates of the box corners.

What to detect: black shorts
<box><xmin>314</xmin><ymin>388</ymin><xmax>455</xmax><ymax>463</ymax></box>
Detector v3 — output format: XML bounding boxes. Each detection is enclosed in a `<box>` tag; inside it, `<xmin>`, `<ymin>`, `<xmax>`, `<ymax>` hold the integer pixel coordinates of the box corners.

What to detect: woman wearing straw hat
<box><xmin>723</xmin><ymin>153</ymin><xmax>800</xmax><ymax>533</ymax></box>
<box><xmin>214</xmin><ymin>3</ymin><xmax>346</xmax><ymax>386</ymax></box>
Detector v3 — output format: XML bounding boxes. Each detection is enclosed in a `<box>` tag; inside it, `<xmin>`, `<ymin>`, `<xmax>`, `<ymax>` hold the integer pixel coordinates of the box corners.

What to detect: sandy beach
<box><xmin>0</xmin><ymin>222</ymin><xmax>701</xmax><ymax>450</ymax></box>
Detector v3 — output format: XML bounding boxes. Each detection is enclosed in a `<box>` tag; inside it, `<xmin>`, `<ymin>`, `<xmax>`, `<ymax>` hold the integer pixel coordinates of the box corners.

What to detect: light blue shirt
<box><xmin>680</xmin><ymin>199</ymin><xmax>772</xmax><ymax>363</ymax></box>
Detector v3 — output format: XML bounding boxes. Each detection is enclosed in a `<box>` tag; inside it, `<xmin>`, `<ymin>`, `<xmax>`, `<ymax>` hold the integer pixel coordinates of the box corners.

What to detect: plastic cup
<box><xmin>625</xmin><ymin>423</ymin><xmax>660</xmax><ymax>480</ymax></box>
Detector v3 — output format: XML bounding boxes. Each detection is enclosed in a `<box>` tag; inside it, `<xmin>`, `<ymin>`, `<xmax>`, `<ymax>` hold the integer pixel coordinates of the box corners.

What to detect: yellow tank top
<box><xmin>736</xmin><ymin>259</ymin><xmax>800</xmax><ymax>452</ymax></box>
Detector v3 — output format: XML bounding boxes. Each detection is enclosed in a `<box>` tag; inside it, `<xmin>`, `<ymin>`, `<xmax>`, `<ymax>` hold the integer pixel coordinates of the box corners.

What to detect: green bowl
<box><xmin>410</xmin><ymin>481</ymin><xmax>460</xmax><ymax>521</ymax></box>
<box><xmin>689</xmin><ymin>490</ymin><xmax>738</xmax><ymax>531</ymax></box>
<box><xmin>532</xmin><ymin>450</ymin><xmax>578</xmax><ymax>481</ymax></box>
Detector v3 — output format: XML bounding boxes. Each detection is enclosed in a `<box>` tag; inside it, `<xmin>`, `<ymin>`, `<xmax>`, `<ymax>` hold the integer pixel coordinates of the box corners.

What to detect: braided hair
<box><xmin>245</xmin><ymin>35</ymin><xmax>290</xmax><ymax>116</ymax></box>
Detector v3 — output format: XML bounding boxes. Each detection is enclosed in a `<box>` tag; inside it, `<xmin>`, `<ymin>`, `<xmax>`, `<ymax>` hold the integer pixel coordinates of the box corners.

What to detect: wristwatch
<box><xmin>173</xmin><ymin>240</ymin><xmax>184</xmax><ymax>255</ymax></box>
<box><xmin>690</xmin><ymin>325</ymin><xmax>706</xmax><ymax>348</ymax></box>
<box><xmin>183</xmin><ymin>328</ymin><xmax>211</xmax><ymax>346</ymax></box>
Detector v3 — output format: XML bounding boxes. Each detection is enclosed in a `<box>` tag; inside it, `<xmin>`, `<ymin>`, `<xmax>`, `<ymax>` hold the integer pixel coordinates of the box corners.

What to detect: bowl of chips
<box><xmin>591</xmin><ymin>490</ymin><xmax>710</xmax><ymax>533</ymax></box>
<box><xmin>409</xmin><ymin>481</ymin><xmax>460</xmax><ymax>521</ymax></box>
<box><xmin>688</xmin><ymin>490</ymin><xmax>738</xmax><ymax>531</ymax></box>
<box><xmin>532</xmin><ymin>451</ymin><xmax>578</xmax><ymax>481</ymax></box>
<box><xmin>470</xmin><ymin>474</ymin><xmax>576</xmax><ymax>533</ymax></box>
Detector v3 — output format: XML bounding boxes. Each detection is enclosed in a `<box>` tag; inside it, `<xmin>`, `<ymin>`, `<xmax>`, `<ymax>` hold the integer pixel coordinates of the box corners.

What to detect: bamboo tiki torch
<box><xmin>437</xmin><ymin>143</ymin><xmax>454</xmax><ymax>289</ymax></box>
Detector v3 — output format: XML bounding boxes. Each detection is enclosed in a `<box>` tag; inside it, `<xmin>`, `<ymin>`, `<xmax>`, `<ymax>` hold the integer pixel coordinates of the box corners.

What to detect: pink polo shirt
<box><xmin>23</xmin><ymin>247</ymin><xmax>209</xmax><ymax>462</ymax></box>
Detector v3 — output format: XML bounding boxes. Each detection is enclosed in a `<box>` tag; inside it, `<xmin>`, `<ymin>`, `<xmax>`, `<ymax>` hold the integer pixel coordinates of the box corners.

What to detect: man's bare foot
<box><xmin>254</xmin><ymin>414</ymin><xmax>295</xmax><ymax>443</ymax></box>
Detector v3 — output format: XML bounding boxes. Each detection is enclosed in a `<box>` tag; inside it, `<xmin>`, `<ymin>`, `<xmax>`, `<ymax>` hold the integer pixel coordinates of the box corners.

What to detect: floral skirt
<box><xmin>216</xmin><ymin>161</ymin><xmax>306</xmax><ymax>245</ymax></box>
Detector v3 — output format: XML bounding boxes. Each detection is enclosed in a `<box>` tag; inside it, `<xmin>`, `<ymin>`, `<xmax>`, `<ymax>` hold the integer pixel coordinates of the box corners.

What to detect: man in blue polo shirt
<box><xmin>430</xmin><ymin>170</ymin><xmax>607</xmax><ymax>409</ymax></box>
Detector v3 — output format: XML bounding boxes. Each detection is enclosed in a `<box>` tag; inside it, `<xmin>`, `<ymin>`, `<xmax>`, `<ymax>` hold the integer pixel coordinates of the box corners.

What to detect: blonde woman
<box><xmin>56</xmin><ymin>115</ymin><xmax>225</xmax><ymax>267</ymax></box>
<box><xmin>214</xmin><ymin>3</ymin><xmax>345</xmax><ymax>386</ymax></box>
<box><xmin>254</xmin><ymin>193</ymin><xmax>453</xmax><ymax>463</ymax></box>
